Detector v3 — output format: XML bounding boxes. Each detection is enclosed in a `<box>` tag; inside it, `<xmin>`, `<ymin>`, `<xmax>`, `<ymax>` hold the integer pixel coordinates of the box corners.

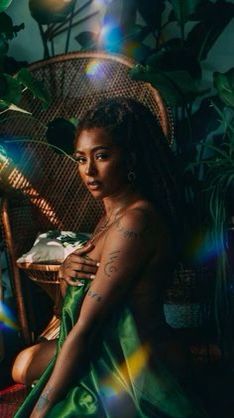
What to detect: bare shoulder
<box><xmin>111</xmin><ymin>200</ymin><xmax>167</xmax><ymax>243</ymax></box>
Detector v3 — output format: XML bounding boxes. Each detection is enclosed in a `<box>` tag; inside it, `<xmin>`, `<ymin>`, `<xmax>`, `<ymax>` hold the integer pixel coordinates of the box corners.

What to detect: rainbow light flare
<box><xmin>85</xmin><ymin>60</ymin><xmax>104</xmax><ymax>77</ymax></box>
<box><xmin>100</xmin><ymin>21</ymin><xmax>123</xmax><ymax>51</ymax></box>
<box><xmin>0</xmin><ymin>301</ymin><xmax>19</xmax><ymax>331</ymax></box>
<box><xmin>185</xmin><ymin>229</ymin><xmax>225</xmax><ymax>264</ymax></box>
<box><xmin>100</xmin><ymin>344</ymin><xmax>150</xmax><ymax>404</ymax></box>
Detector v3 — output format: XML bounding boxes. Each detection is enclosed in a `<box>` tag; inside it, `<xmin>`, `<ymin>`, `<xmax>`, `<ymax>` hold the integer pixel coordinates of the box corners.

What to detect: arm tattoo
<box><xmin>116</xmin><ymin>218</ymin><xmax>141</xmax><ymax>240</ymax></box>
<box><xmin>104</xmin><ymin>250</ymin><xmax>120</xmax><ymax>278</ymax></box>
<box><xmin>116</xmin><ymin>213</ymin><xmax>150</xmax><ymax>240</ymax></box>
<box><xmin>36</xmin><ymin>386</ymin><xmax>53</xmax><ymax>411</ymax></box>
<box><xmin>87</xmin><ymin>289</ymin><xmax>103</xmax><ymax>302</ymax></box>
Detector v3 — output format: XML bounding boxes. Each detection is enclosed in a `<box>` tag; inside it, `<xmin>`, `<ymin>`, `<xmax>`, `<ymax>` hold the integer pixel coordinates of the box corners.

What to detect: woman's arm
<box><xmin>30</xmin><ymin>208</ymin><xmax>154</xmax><ymax>418</ymax></box>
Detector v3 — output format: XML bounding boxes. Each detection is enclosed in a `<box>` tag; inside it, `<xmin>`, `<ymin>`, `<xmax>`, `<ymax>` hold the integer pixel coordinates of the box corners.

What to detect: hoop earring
<box><xmin>127</xmin><ymin>169</ymin><xmax>136</xmax><ymax>184</ymax></box>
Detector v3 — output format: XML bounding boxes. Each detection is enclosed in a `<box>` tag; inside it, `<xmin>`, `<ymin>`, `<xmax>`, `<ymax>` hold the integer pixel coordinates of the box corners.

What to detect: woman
<box><xmin>13</xmin><ymin>98</ymin><xmax>207</xmax><ymax>417</ymax></box>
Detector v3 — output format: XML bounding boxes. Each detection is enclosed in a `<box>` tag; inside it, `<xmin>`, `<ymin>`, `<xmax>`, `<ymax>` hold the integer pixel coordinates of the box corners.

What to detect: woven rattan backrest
<box><xmin>0</xmin><ymin>51</ymin><xmax>172</xmax><ymax>259</ymax></box>
<box><xmin>0</xmin><ymin>142</ymin><xmax>103</xmax><ymax>257</ymax></box>
<box><xmin>0</xmin><ymin>52</ymin><xmax>173</xmax><ymax>142</ymax></box>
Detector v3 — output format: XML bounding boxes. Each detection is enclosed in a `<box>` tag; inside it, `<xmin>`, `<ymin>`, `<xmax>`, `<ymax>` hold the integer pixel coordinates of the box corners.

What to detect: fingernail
<box><xmin>96</xmin><ymin>262</ymin><xmax>100</xmax><ymax>267</ymax></box>
<box><xmin>77</xmin><ymin>282</ymin><xmax>84</xmax><ymax>286</ymax></box>
<box><xmin>90</xmin><ymin>274</ymin><xmax>96</xmax><ymax>279</ymax></box>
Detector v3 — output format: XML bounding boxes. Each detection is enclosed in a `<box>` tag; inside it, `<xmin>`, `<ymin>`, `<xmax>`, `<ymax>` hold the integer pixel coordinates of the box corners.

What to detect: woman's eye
<box><xmin>74</xmin><ymin>156</ymin><xmax>86</xmax><ymax>164</ymax></box>
<box><xmin>96</xmin><ymin>153</ymin><xmax>109</xmax><ymax>160</ymax></box>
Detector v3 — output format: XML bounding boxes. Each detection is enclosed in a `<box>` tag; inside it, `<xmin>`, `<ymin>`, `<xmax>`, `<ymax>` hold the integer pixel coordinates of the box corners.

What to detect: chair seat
<box><xmin>17</xmin><ymin>262</ymin><xmax>61</xmax><ymax>284</ymax></box>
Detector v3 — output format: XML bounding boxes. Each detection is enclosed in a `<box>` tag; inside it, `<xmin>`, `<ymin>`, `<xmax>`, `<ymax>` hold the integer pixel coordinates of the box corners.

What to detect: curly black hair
<box><xmin>76</xmin><ymin>97</ymin><xmax>183</xmax><ymax>248</ymax></box>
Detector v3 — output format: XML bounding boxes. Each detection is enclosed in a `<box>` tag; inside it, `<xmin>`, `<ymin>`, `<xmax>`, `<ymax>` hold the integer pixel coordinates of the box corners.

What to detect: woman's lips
<box><xmin>87</xmin><ymin>180</ymin><xmax>102</xmax><ymax>190</ymax></box>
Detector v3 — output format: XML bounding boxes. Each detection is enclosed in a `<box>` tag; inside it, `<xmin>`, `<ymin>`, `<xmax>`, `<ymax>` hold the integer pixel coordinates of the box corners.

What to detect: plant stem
<box><xmin>38</xmin><ymin>23</ymin><xmax>50</xmax><ymax>59</ymax></box>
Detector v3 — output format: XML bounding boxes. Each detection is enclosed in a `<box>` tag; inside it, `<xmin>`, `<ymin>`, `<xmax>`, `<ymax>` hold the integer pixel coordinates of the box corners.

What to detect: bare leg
<box><xmin>12</xmin><ymin>339</ymin><xmax>57</xmax><ymax>386</ymax></box>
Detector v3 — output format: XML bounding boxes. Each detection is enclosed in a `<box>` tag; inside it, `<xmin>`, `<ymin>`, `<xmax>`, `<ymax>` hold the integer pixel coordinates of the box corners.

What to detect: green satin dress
<box><xmin>14</xmin><ymin>280</ymin><xmax>208</xmax><ymax>418</ymax></box>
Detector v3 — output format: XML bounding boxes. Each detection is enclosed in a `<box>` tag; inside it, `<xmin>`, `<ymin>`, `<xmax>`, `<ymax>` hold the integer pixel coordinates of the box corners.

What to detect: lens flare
<box><xmin>100</xmin><ymin>344</ymin><xmax>150</xmax><ymax>403</ymax></box>
<box><xmin>0</xmin><ymin>301</ymin><xmax>19</xmax><ymax>331</ymax></box>
<box><xmin>85</xmin><ymin>60</ymin><xmax>104</xmax><ymax>77</ymax></box>
<box><xmin>185</xmin><ymin>230</ymin><xmax>225</xmax><ymax>264</ymax></box>
<box><xmin>100</xmin><ymin>21</ymin><xmax>122</xmax><ymax>51</ymax></box>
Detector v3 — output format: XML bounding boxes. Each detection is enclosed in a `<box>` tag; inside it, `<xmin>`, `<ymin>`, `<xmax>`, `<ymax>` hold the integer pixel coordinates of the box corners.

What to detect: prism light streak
<box><xmin>86</xmin><ymin>60</ymin><xmax>104</xmax><ymax>77</ymax></box>
<box><xmin>100</xmin><ymin>344</ymin><xmax>150</xmax><ymax>400</ymax></box>
<box><xmin>186</xmin><ymin>230</ymin><xmax>225</xmax><ymax>264</ymax></box>
<box><xmin>0</xmin><ymin>301</ymin><xmax>19</xmax><ymax>331</ymax></box>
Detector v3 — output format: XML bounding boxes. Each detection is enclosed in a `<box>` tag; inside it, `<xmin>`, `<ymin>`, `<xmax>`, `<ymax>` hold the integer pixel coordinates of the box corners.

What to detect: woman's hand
<box><xmin>58</xmin><ymin>241</ymin><xmax>99</xmax><ymax>287</ymax></box>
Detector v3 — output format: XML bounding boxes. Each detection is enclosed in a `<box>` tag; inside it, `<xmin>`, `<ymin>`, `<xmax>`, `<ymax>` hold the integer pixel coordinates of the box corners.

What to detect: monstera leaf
<box><xmin>16</xmin><ymin>67</ymin><xmax>51</xmax><ymax>109</ymax></box>
<box><xmin>29</xmin><ymin>0</ymin><xmax>76</xmax><ymax>24</ymax></box>
<box><xmin>214</xmin><ymin>69</ymin><xmax>234</xmax><ymax>108</ymax></box>
<box><xmin>0</xmin><ymin>73</ymin><xmax>22</xmax><ymax>109</ymax></box>
<box><xmin>0</xmin><ymin>0</ymin><xmax>13</xmax><ymax>13</ymax></box>
<box><xmin>0</xmin><ymin>68</ymin><xmax>51</xmax><ymax>112</ymax></box>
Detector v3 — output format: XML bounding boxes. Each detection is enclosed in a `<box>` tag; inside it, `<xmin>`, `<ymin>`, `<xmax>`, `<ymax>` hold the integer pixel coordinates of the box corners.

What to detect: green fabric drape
<box><xmin>14</xmin><ymin>281</ymin><xmax>208</xmax><ymax>418</ymax></box>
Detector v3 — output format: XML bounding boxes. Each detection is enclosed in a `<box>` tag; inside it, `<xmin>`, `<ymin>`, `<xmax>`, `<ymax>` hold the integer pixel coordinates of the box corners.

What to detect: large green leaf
<box><xmin>29</xmin><ymin>0</ymin><xmax>76</xmax><ymax>24</ymax></box>
<box><xmin>186</xmin><ymin>1</ymin><xmax>234</xmax><ymax>60</ymax></box>
<box><xmin>46</xmin><ymin>117</ymin><xmax>75</xmax><ymax>155</ymax></box>
<box><xmin>0</xmin><ymin>0</ymin><xmax>13</xmax><ymax>13</ymax></box>
<box><xmin>0</xmin><ymin>73</ymin><xmax>22</xmax><ymax>105</ymax></box>
<box><xmin>214</xmin><ymin>69</ymin><xmax>234</xmax><ymax>108</ymax></box>
<box><xmin>16</xmin><ymin>67</ymin><xmax>51</xmax><ymax>108</ymax></box>
<box><xmin>0</xmin><ymin>12</ymin><xmax>13</xmax><ymax>37</ymax></box>
<box><xmin>129</xmin><ymin>65</ymin><xmax>205</xmax><ymax>106</ymax></box>
<box><xmin>75</xmin><ymin>31</ymin><xmax>98</xmax><ymax>50</ymax></box>
<box><xmin>0</xmin><ymin>33</ymin><xmax>9</xmax><ymax>56</ymax></box>
<box><xmin>0</xmin><ymin>12</ymin><xmax>24</xmax><ymax>39</ymax></box>
<box><xmin>169</xmin><ymin>0</ymin><xmax>201</xmax><ymax>25</ymax></box>
<box><xmin>136</xmin><ymin>0</ymin><xmax>165</xmax><ymax>30</ymax></box>
<box><xmin>147</xmin><ymin>47</ymin><xmax>201</xmax><ymax>79</ymax></box>
<box><xmin>0</xmin><ymin>74</ymin><xmax>7</xmax><ymax>96</ymax></box>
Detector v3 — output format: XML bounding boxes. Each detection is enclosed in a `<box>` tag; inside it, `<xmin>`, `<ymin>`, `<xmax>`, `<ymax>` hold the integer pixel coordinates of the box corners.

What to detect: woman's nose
<box><xmin>85</xmin><ymin>159</ymin><xmax>97</xmax><ymax>176</ymax></box>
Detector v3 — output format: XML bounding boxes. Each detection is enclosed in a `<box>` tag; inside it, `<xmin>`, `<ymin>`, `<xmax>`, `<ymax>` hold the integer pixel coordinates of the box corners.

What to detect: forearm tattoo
<box><xmin>36</xmin><ymin>386</ymin><xmax>53</xmax><ymax>411</ymax></box>
<box><xmin>104</xmin><ymin>250</ymin><xmax>120</xmax><ymax>278</ymax></box>
<box><xmin>87</xmin><ymin>289</ymin><xmax>103</xmax><ymax>302</ymax></box>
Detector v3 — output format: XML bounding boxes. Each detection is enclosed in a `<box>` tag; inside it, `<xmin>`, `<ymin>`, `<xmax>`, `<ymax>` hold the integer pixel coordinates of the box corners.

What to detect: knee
<box><xmin>11</xmin><ymin>347</ymin><xmax>35</xmax><ymax>385</ymax></box>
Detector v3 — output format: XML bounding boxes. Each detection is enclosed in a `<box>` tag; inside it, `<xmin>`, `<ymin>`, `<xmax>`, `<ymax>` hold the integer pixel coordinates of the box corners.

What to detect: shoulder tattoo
<box><xmin>115</xmin><ymin>215</ymin><xmax>149</xmax><ymax>240</ymax></box>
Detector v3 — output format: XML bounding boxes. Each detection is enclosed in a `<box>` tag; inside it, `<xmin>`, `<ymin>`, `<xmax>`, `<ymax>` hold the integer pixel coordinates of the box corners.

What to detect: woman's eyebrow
<box><xmin>74</xmin><ymin>146</ymin><xmax>111</xmax><ymax>155</ymax></box>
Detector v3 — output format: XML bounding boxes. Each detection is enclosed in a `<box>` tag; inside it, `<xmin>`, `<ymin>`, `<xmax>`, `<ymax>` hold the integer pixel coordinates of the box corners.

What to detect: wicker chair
<box><xmin>0</xmin><ymin>51</ymin><xmax>172</xmax><ymax>345</ymax></box>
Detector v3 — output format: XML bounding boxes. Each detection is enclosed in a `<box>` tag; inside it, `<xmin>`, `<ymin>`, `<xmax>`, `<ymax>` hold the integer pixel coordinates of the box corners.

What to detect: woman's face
<box><xmin>74</xmin><ymin>127</ymin><xmax>128</xmax><ymax>200</ymax></box>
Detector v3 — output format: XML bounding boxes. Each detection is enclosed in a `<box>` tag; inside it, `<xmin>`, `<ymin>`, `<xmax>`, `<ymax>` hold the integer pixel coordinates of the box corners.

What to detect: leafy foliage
<box><xmin>214</xmin><ymin>69</ymin><xmax>234</xmax><ymax>108</ymax></box>
<box><xmin>0</xmin><ymin>0</ymin><xmax>13</xmax><ymax>14</ymax></box>
<box><xmin>46</xmin><ymin>117</ymin><xmax>76</xmax><ymax>155</ymax></box>
<box><xmin>0</xmin><ymin>10</ymin><xmax>51</xmax><ymax>113</ymax></box>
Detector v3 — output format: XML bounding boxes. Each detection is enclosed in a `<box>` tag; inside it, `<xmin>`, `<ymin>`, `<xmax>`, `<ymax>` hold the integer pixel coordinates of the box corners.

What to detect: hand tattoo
<box><xmin>87</xmin><ymin>289</ymin><xmax>102</xmax><ymax>302</ymax></box>
<box><xmin>104</xmin><ymin>250</ymin><xmax>120</xmax><ymax>278</ymax></box>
